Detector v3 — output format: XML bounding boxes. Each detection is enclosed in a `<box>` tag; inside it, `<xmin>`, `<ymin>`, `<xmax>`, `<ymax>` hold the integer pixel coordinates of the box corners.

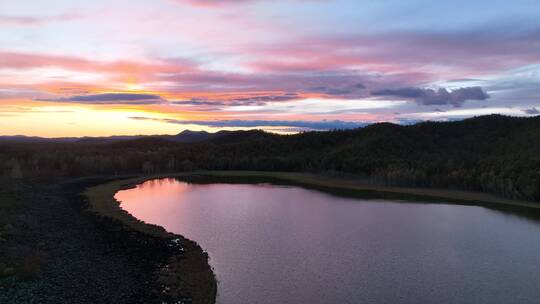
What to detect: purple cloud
<box><xmin>36</xmin><ymin>93</ymin><xmax>164</xmax><ymax>105</ymax></box>
<box><xmin>172</xmin><ymin>93</ymin><xmax>300</xmax><ymax>107</ymax></box>
<box><xmin>371</xmin><ymin>87</ymin><xmax>489</xmax><ymax>107</ymax></box>
<box><xmin>524</xmin><ymin>107</ymin><xmax>540</xmax><ymax>115</ymax></box>
<box><xmin>130</xmin><ymin>116</ymin><xmax>365</xmax><ymax>130</ymax></box>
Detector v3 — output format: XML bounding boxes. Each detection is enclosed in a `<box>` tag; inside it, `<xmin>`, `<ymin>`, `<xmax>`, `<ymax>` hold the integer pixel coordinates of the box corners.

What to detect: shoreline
<box><xmin>105</xmin><ymin>170</ymin><xmax>539</xmax><ymax>210</ymax></box>
<box><xmin>84</xmin><ymin>178</ymin><xmax>217</xmax><ymax>304</ymax></box>
<box><xmin>195</xmin><ymin>171</ymin><xmax>540</xmax><ymax>209</ymax></box>
<box><xmin>84</xmin><ymin>170</ymin><xmax>539</xmax><ymax>304</ymax></box>
<box><xmin>1</xmin><ymin>177</ymin><xmax>195</xmax><ymax>304</ymax></box>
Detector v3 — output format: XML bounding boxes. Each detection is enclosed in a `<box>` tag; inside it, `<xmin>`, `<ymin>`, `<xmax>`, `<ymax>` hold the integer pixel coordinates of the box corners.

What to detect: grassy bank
<box><xmin>192</xmin><ymin>171</ymin><xmax>540</xmax><ymax>209</ymax></box>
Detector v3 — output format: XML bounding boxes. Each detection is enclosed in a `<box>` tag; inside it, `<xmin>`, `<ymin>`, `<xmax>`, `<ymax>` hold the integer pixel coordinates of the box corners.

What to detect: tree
<box><xmin>10</xmin><ymin>160</ymin><xmax>23</xmax><ymax>179</ymax></box>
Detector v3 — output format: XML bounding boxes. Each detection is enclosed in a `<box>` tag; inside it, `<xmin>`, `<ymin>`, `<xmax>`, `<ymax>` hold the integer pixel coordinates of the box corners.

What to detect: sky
<box><xmin>0</xmin><ymin>0</ymin><xmax>539</xmax><ymax>137</ymax></box>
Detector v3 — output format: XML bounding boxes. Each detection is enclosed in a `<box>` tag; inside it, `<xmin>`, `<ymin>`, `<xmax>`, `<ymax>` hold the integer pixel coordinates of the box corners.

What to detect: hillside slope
<box><xmin>1</xmin><ymin>115</ymin><xmax>539</xmax><ymax>201</ymax></box>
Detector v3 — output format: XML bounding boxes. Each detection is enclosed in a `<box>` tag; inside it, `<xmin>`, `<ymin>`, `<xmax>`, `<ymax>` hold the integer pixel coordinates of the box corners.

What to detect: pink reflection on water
<box><xmin>115</xmin><ymin>178</ymin><xmax>191</xmax><ymax>223</ymax></box>
<box><xmin>113</xmin><ymin>178</ymin><xmax>540</xmax><ymax>304</ymax></box>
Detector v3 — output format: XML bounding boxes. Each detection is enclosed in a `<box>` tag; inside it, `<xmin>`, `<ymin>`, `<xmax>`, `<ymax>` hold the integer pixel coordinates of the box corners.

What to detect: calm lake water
<box><xmin>115</xmin><ymin>178</ymin><xmax>540</xmax><ymax>304</ymax></box>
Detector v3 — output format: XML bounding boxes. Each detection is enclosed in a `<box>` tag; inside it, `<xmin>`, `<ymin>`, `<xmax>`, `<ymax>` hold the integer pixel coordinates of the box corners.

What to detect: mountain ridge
<box><xmin>2</xmin><ymin>114</ymin><xmax>539</xmax><ymax>202</ymax></box>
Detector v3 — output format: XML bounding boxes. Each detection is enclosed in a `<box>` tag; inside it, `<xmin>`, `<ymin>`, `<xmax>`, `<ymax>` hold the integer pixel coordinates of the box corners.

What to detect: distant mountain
<box><xmin>0</xmin><ymin>130</ymin><xmax>230</xmax><ymax>144</ymax></box>
<box><xmin>3</xmin><ymin>115</ymin><xmax>540</xmax><ymax>202</ymax></box>
<box><xmin>167</xmin><ymin>130</ymin><xmax>213</xmax><ymax>142</ymax></box>
<box><xmin>0</xmin><ymin>135</ymin><xmax>79</xmax><ymax>143</ymax></box>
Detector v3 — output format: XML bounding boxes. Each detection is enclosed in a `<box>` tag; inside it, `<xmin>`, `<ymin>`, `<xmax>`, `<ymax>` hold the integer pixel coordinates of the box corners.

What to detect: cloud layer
<box><xmin>130</xmin><ymin>116</ymin><xmax>365</xmax><ymax>130</ymax></box>
<box><xmin>372</xmin><ymin>87</ymin><xmax>490</xmax><ymax>107</ymax></box>
<box><xmin>524</xmin><ymin>107</ymin><xmax>540</xmax><ymax>115</ymax></box>
<box><xmin>1</xmin><ymin>0</ymin><xmax>539</xmax><ymax>136</ymax></box>
<box><xmin>37</xmin><ymin>93</ymin><xmax>164</xmax><ymax>104</ymax></box>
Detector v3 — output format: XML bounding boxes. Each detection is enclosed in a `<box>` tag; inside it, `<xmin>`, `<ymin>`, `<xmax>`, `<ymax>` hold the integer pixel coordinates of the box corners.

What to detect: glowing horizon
<box><xmin>1</xmin><ymin>0</ymin><xmax>539</xmax><ymax>137</ymax></box>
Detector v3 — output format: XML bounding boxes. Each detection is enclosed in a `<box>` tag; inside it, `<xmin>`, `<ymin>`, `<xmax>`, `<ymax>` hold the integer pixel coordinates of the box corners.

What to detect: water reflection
<box><xmin>116</xmin><ymin>178</ymin><xmax>540</xmax><ymax>304</ymax></box>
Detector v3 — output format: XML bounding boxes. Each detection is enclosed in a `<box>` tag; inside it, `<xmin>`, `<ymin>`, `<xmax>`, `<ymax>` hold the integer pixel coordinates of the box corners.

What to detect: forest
<box><xmin>1</xmin><ymin>114</ymin><xmax>539</xmax><ymax>202</ymax></box>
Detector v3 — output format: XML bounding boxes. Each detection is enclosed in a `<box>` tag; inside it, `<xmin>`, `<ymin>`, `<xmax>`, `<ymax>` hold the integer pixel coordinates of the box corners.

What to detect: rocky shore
<box><xmin>85</xmin><ymin>177</ymin><xmax>217</xmax><ymax>304</ymax></box>
<box><xmin>0</xmin><ymin>177</ymin><xmax>216</xmax><ymax>304</ymax></box>
<box><xmin>3</xmin><ymin>171</ymin><xmax>535</xmax><ymax>304</ymax></box>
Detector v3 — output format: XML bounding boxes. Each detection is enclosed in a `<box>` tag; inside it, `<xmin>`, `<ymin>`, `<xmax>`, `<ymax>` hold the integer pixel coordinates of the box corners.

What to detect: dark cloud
<box><xmin>171</xmin><ymin>99</ymin><xmax>223</xmax><ymax>106</ymax></box>
<box><xmin>305</xmin><ymin>83</ymin><xmax>366</xmax><ymax>97</ymax></box>
<box><xmin>36</xmin><ymin>93</ymin><xmax>164</xmax><ymax>104</ymax></box>
<box><xmin>371</xmin><ymin>86</ymin><xmax>489</xmax><ymax>107</ymax></box>
<box><xmin>524</xmin><ymin>107</ymin><xmax>540</xmax><ymax>115</ymax></box>
<box><xmin>130</xmin><ymin>116</ymin><xmax>365</xmax><ymax>130</ymax></box>
<box><xmin>308</xmin><ymin>87</ymin><xmax>352</xmax><ymax>95</ymax></box>
<box><xmin>58</xmin><ymin>87</ymin><xmax>90</xmax><ymax>94</ymax></box>
<box><xmin>446</xmin><ymin>78</ymin><xmax>483</xmax><ymax>83</ymax></box>
<box><xmin>158</xmin><ymin>71</ymin><xmax>377</xmax><ymax>98</ymax></box>
<box><xmin>229</xmin><ymin>94</ymin><xmax>299</xmax><ymax>104</ymax></box>
<box><xmin>172</xmin><ymin>93</ymin><xmax>300</xmax><ymax>107</ymax></box>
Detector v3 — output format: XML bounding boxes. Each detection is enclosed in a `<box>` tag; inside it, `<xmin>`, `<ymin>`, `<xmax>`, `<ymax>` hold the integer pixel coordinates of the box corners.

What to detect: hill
<box><xmin>1</xmin><ymin>115</ymin><xmax>539</xmax><ymax>201</ymax></box>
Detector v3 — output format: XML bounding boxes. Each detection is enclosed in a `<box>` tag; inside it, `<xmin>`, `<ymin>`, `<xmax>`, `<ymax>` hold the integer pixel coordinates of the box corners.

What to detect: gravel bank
<box><xmin>0</xmin><ymin>177</ymin><xmax>204</xmax><ymax>304</ymax></box>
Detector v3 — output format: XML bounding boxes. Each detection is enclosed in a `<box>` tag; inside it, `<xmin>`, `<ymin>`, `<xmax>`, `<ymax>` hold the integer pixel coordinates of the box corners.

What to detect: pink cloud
<box><xmin>3</xmin><ymin>25</ymin><xmax>537</xmax><ymax>111</ymax></box>
<box><xmin>0</xmin><ymin>51</ymin><xmax>196</xmax><ymax>75</ymax></box>
<box><xmin>0</xmin><ymin>13</ymin><xmax>80</xmax><ymax>26</ymax></box>
<box><xmin>173</xmin><ymin>0</ymin><xmax>323</xmax><ymax>7</ymax></box>
<box><xmin>242</xmin><ymin>28</ymin><xmax>540</xmax><ymax>77</ymax></box>
<box><xmin>178</xmin><ymin>0</ymin><xmax>253</xmax><ymax>6</ymax></box>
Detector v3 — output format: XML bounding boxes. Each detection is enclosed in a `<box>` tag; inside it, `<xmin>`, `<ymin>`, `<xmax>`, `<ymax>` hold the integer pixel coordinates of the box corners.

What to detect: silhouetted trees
<box><xmin>1</xmin><ymin>115</ymin><xmax>539</xmax><ymax>201</ymax></box>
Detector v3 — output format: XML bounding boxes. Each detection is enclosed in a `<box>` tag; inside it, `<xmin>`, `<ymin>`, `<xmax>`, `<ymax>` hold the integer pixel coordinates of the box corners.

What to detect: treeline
<box><xmin>1</xmin><ymin>114</ymin><xmax>539</xmax><ymax>201</ymax></box>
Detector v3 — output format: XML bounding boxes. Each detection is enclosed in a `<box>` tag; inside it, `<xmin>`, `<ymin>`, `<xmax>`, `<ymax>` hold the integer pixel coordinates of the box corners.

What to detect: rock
<box><xmin>2</xmin><ymin>267</ymin><xmax>15</xmax><ymax>278</ymax></box>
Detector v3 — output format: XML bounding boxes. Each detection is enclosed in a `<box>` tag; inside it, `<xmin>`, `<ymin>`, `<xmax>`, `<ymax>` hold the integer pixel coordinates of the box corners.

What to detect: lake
<box><xmin>115</xmin><ymin>178</ymin><xmax>540</xmax><ymax>304</ymax></box>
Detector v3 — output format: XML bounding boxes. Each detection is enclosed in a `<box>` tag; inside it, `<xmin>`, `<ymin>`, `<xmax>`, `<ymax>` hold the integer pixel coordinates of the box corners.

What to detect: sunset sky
<box><xmin>1</xmin><ymin>0</ymin><xmax>539</xmax><ymax>137</ymax></box>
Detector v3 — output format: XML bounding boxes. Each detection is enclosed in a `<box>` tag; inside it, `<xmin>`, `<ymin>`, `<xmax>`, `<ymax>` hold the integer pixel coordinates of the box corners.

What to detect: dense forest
<box><xmin>1</xmin><ymin>115</ymin><xmax>539</xmax><ymax>201</ymax></box>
